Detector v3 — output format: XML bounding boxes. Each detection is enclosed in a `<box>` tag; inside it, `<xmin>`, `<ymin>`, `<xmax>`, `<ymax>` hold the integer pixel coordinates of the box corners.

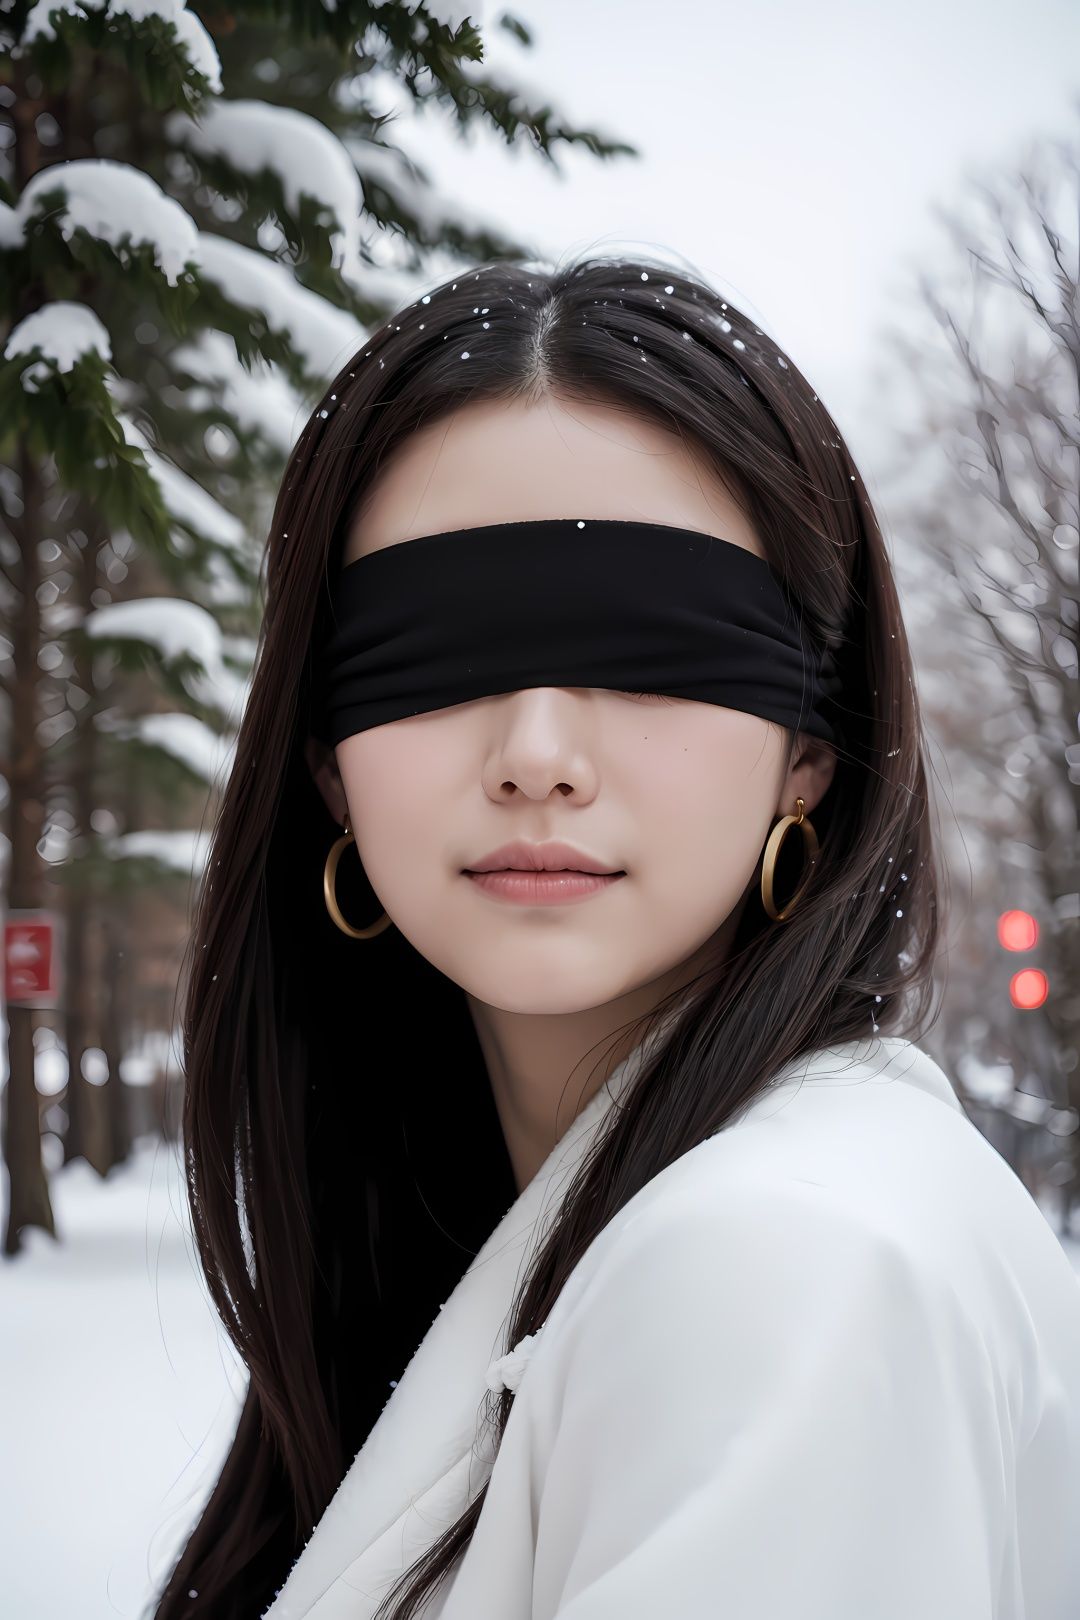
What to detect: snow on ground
<box><xmin>1</xmin><ymin>1134</ymin><xmax>245</xmax><ymax>1620</ymax></box>
<box><xmin>2</xmin><ymin>1134</ymin><xmax>1080</xmax><ymax>1619</ymax></box>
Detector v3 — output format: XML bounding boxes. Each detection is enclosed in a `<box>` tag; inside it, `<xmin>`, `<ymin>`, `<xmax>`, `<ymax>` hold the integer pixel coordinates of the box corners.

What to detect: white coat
<box><xmin>262</xmin><ymin>1025</ymin><xmax>1080</xmax><ymax>1620</ymax></box>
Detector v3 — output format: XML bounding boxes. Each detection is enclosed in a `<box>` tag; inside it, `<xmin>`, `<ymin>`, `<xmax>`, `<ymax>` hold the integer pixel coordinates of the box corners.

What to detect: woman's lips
<box><xmin>464</xmin><ymin>870</ymin><xmax>626</xmax><ymax>905</ymax></box>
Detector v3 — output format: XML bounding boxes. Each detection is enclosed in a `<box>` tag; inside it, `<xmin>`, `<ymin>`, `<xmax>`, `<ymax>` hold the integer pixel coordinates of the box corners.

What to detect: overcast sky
<box><xmin>415</xmin><ymin>0</ymin><xmax>1077</xmax><ymax>490</ymax></box>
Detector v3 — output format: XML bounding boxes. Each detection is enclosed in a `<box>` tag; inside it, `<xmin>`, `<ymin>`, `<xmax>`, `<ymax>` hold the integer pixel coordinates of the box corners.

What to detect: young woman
<box><xmin>153</xmin><ymin>256</ymin><xmax>1080</xmax><ymax>1620</ymax></box>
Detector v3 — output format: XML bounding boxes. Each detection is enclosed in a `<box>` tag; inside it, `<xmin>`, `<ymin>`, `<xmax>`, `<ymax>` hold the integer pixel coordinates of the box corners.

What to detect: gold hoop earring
<box><xmin>323</xmin><ymin>811</ymin><xmax>393</xmax><ymax>939</ymax></box>
<box><xmin>760</xmin><ymin>797</ymin><xmax>820</xmax><ymax>921</ymax></box>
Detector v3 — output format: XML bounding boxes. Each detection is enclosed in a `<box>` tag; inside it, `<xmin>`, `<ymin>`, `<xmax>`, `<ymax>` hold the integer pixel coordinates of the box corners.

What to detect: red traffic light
<box><xmin>997</xmin><ymin>910</ymin><xmax>1038</xmax><ymax>951</ymax></box>
<box><xmin>1010</xmin><ymin>968</ymin><xmax>1048</xmax><ymax>1010</ymax></box>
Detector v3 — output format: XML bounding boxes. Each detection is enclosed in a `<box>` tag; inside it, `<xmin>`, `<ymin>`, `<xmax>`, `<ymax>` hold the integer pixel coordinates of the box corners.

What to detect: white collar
<box><xmin>261</xmin><ymin>1004</ymin><xmax>682</xmax><ymax>1618</ymax></box>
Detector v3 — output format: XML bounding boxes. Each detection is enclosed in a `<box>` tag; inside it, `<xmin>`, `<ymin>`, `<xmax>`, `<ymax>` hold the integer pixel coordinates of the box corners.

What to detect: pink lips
<box><xmin>462</xmin><ymin>837</ymin><xmax>626</xmax><ymax>906</ymax></box>
<box><xmin>465</xmin><ymin>870</ymin><xmax>625</xmax><ymax>906</ymax></box>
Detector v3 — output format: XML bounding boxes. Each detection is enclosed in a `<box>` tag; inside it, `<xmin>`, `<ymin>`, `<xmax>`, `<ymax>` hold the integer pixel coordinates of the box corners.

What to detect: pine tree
<box><xmin>0</xmin><ymin>0</ymin><xmax>639</xmax><ymax>1254</ymax></box>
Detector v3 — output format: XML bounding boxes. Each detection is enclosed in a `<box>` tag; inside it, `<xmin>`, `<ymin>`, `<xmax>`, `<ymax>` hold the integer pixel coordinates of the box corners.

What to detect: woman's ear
<box><xmin>304</xmin><ymin>735</ymin><xmax>349</xmax><ymax>825</ymax></box>
<box><xmin>780</xmin><ymin>735</ymin><xmax>838</xmax><ymax>819</ymax></box>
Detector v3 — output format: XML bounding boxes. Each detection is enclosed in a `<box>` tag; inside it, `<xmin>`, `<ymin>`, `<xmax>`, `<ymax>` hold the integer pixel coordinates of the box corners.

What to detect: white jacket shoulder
<box><xmin>518</xmin><ymin>1171</ymin><xmax>1010</xmax><ymax>1620</ymax></box>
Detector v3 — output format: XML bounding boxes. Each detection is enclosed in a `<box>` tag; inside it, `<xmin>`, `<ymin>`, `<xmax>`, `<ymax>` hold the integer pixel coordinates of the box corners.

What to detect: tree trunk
<box><xmin>3</xmin><ymin>445</ymin><xmax>56</xmax><ymax>1256</ymax></box>
<box><xmin>61</xmin><ymin>504</ymin><xmax>111</xmax><ymax>1175</ymax></box>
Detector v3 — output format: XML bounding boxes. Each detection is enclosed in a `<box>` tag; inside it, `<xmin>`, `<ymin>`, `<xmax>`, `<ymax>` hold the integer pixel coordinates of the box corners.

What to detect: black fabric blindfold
<box><xmin>312</xmin><ymin>518</ymin><xmax>845</xmax><ymax>749</ymax></box>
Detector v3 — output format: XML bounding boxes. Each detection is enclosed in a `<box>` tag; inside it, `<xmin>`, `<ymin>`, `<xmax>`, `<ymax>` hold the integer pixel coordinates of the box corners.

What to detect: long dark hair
<box><xmin>152</xmin><ymin>253</ymin><xmax>943</xmax><ymax>1619</ymax></box>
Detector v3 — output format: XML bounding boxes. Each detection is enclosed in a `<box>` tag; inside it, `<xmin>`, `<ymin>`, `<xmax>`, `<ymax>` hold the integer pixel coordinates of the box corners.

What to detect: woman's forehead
<box><xmin>340</xmin><ymin>395</ymin><xmax>763</xmax><ymax>569</ymax></box>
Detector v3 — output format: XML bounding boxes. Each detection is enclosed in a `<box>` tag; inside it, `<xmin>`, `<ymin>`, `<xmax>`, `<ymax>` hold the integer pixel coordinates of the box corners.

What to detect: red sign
<box><xmin>3</xmin><ymin>911</ymin><xmax>63</xmax><ymax>1007</ymax></box>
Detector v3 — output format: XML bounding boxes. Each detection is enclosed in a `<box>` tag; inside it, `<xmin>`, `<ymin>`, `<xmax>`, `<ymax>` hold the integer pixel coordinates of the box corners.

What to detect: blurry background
<box><xmin>1</xmin><ymin>0</ymin><xmax>1078</xmax><ymax>1614</ymax></box>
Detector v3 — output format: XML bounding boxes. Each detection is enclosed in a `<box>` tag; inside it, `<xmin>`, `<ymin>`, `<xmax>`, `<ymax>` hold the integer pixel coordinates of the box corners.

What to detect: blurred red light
<box><xmin>1010</xmin><ymin>968</ymin><xmax>1048</xmax><ymax>1010</ymax></box>
<box><xmin>998</xmin><ymin>910</ymin><xmax>1038</xmax><ymax>951</ymax></box>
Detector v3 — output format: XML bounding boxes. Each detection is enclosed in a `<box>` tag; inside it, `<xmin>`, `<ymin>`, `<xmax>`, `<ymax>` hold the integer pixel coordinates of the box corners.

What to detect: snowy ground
<box><xmin>2</xmin><ymin>1135</ymin><xmax>245</xmax><ymax>1620</ymax></box>
<box><xmin>3</xmin><ymin>1134</ymin><xmax>1080</xmax><ymax>1620</ymax></box>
